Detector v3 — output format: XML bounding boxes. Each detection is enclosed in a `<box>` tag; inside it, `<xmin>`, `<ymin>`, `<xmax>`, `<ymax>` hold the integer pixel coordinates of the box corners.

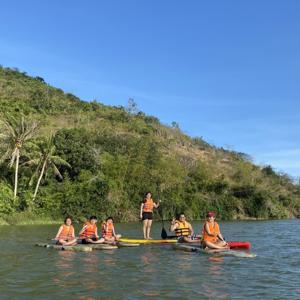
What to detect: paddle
<box><xmin>160</xmin><ymin>203</ymin><xmax>168</xmax><ymax>239</ymax></box>
<box><xmin>157</xmin><ymin>185</ymin><xmax>176</xmax><ymax>239</ymax></box>
<box><xmin>159</xmin><ymin>209</ymin><xmax>178</xmax><ymax>239</ymax></box>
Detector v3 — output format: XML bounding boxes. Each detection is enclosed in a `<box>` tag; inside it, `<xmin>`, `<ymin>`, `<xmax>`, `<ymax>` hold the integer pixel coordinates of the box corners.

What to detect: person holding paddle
<box><xmin>170</xmin><ymin>213</ymin><xmax>200</xmax><ymax>243</ymax></box>
<box><xmin>54</xmin><ymin>217</ymin><xmax>77</xmax><ymax>246</ymax></box>
<box><xmin>201</xmin><ymin>211</ymin><xmax>229</xmax><ymax>250</ymax></box>
<box><xmin>140</xmin><ymin>192</ymin><xmax>160</xmax><ymax>239</ymax></box>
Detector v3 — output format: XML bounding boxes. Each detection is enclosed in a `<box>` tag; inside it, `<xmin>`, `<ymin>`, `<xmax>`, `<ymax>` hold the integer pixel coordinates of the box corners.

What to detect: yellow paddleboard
<box><xmin>119</xmin><ymin>238</ymin><xmax>177</xmax><ymax>244</ymax></box>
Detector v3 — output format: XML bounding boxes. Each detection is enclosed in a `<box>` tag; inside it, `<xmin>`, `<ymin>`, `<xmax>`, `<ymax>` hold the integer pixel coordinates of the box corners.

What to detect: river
<box><xmin>0</xmin><ymin>219</ymin><xmax>300</xmax><ymax>299</ymax></box>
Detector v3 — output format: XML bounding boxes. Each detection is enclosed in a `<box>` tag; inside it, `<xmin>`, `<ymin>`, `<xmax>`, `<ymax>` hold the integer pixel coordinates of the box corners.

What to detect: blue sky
<box><xmin>1</xmin><ymin>0</ymin><xmax>299</xmax><ymax>178</ymax></box>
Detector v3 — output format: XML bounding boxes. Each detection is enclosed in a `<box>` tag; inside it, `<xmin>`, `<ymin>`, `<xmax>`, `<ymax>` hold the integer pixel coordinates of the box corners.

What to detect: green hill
<box><xmin>0</xmin><ymin>66</ymin><xmax>299</xmax><ymax>224</ymax></box>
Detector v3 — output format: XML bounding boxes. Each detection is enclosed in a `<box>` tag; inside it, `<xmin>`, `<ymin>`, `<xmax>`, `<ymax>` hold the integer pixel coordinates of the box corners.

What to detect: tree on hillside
<box><xmin>0</xmin><ymin>114</ymin><xmax>38</xmax><ymax>199</ymax></box>
<box><xmin>24</xmin><ymin>135</ymin><xmax>71</xmax><ymax>201</ymax></box>
<box><xmin>126</xmin><ymin>98</ymin><xmax>139</xmax><ymax>115</ymax></box>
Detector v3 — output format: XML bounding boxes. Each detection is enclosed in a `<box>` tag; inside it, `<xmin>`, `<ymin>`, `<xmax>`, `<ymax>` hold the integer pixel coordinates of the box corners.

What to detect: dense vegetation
<box><xmin>0</xmin><ymin>66</ymin><xmax>299</xmax><ymax>224</ymax></box>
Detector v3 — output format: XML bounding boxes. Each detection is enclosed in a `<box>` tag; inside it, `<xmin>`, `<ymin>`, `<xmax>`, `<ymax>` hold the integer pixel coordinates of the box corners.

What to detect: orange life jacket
<box><xmin>80</xmin><ymin>221</ymin><xmax>97</xmax><ymax>238</ymax></box>
<box><xmin>143</xmin><ymin>198</ymin><xmax>154</xmax><ymax>212</ymax></box>
<box><xmin>102</xmin><ymin>221</ymin><xmax>114</xmax><ymax>238</ymax></box>
<box><xmin>202</xmin><ymin>221</ymin><xmax>220</xmax><ymax>243</ymax></box>
<box><xmin>174</xmin><ymin>220</ymin><xmax>191</xmax><ymax>237</ymax></box>
<box><xmin>58</xmin><ymin>224</ymin><xmax>74</xmax><ymax>240</ymax></box>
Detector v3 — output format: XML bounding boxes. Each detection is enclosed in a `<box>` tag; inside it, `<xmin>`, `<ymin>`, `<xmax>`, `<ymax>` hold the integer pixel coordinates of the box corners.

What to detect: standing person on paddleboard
<box><xmin>140</xmin><ymin>192</ymin><xmax>160</xmax><ymax>239</ymax></box>
<box><xmin>170</xmin><ymin>213</ymin><xmax>200</xmax><ymax>243</ymax></box>
<box><xmin>54</xmin><ymin>217</ymin><xmax>77</xmax><ymax>246</ymax></box>
<box><xmin>201</xmin><ymin>211</ymin><xmax>229</xmax><ymax>250</ymax></box>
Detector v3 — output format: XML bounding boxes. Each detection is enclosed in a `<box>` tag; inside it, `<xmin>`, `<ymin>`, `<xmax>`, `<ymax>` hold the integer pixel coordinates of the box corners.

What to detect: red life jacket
<box><xmin>202</xmin><ymin>221</ymin><xmax>220</xmax><ymax>243</ymax></box>
<box><xmin>80</xmin><ymin>221</ymin><xmax>97</xmax><ymax>238</ymax></box>
<box><xmin>143</xmin><ymin>198</ymin><xmax>154</xmax><ymax>212</ymax></box>
<box><xmin>102</xmin><ymin>221</ymin><xmax>114</xmax><ymax>238</ymax></box>
<box><xmin>58</xmin><ymin>224</ymin><xmax>74</xmax><ymax>240</ymax></box>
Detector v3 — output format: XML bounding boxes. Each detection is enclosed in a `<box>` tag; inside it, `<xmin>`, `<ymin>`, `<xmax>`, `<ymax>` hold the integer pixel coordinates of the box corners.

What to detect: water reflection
<box><xmin>53</xmin><ymin>251</ymin><xmax>76</xmax><ymax>288</ymax></box>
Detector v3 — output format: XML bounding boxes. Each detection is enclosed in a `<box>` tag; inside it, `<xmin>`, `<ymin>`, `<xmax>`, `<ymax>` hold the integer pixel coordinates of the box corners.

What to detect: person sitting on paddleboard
<box><xmin>201</xmin><ymin>211</ymin><xmax>229</xmax><ymax>250</ymax></box>
<box><xmin>170</xmin><ymin>213</ymin><xmax>200</xmax><ymax>243</ymax></box>
<box><xmin>140</xmin><ymin>191</ymin><xmax>160</xmax><ymax>239</ymax></box>
<box><xmin>101</xmin><ymin>217</ymin><xmax>122</xmax><ymax>243</ymax></box>
<box><xmin>54</xmin><ymin>217</ymin><xmax>77</xmax><ymax>246</ymax></box>
<box><xmin>79</xmin><ymin>216</ymin><xmax>105</xmax><ymax>244</ymax></box>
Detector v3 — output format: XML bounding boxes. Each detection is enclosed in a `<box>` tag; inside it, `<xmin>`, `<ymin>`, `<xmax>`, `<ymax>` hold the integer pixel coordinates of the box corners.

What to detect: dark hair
<box><xmin>64</xmin><ymin>216</ymin><xmax>72</xmax><ymax>224</ymax></box>
<box><xmin>89</xmin><ymin>216</ymin><xmax>97</xmax><ymax>221</ymax></box>
<box><xmin>177</xmin><ymin>212</ymin><xmax>185</xmax><ymax>220</ymax></box>
<box><xmin>145</xmin><ymin>191</ymin><xmax>151</xmax><ymax>197</ymax></box>
<box><xmin>106</xmin><ymin>216</ymin><xmax>114</xmax><ymax>222</ymax></box>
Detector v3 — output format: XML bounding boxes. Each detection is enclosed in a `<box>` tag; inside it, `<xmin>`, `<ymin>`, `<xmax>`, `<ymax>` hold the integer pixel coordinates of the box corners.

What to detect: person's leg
<box><xmin>217</xmin><ymin>240</ymin><xmax>229</xmax><ymax>248</ymax></box>
<box><xmin>182</xmin><ymin>236</ymin><xmax>200</xmax><ymax>243</ymax></box>
<box><xmin>104</xmin><ymin>236</ymin><xmax>116</xmax><ymax>244</ymax></box>
<box><xmin>146</xmin><ymin>220</ymin><xmax>153</xmax><ymax>239</ymax></box>
<box><xmin>86</xmin><ymin>237</ymin><xmax>105</xmax><ymax>244</ymax></box>
<box><xmin>143</xmin><ymin>220</ymin><xmax>148</xmax><ymax>239</ymax></box>
<box><xmin>63</xmin><ymin>238</ymin><xmax>77</xmax><ymax>246</ymax></box>
<box><xmin>204</xmin><ymin>240</ymin><xmax>229</xmax><ymax>249</ymax></box>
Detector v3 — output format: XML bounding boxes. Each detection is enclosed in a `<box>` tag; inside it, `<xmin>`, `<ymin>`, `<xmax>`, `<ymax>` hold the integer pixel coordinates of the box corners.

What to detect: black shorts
<box><xmin>56</xmin><ymin>239</ymin><xmax>70</xmax><ymax>245</ymax></box>
<box><xmin>142</xmin><ymin>212</ymin><xmax>153</xmax><ymax>220</ymax></box>
<box><xmin>81</xmin><ymin>237</ymin><xmax>98</xmax><ymax>244</ymax></box>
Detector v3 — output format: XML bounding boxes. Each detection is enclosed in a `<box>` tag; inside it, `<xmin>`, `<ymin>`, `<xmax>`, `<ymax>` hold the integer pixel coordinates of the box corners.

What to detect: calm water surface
<box><xmin>1</xmin><ymin>219</ymin><xmax>300</xmax><ymax>299</ymax></box>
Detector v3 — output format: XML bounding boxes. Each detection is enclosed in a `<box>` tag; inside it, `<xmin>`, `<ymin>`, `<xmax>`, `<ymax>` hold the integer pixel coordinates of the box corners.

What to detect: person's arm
<box><xmin>153</xmin><ymin>200</ymin><xmax>161</xmax><ymax>208</ymax></box>
<box><xmin>112</xmin><ymin>225</ymin><xmax>117</xmax><ymax>238</ymax></box>
<box><xmin>95</xmin><ymin>227</ymin><xmax>99</xmax><ymax>239</ymax></box>
<box><xmin>170</xmin><ymin>219</ymin><xmax>178</xmax><ymax>232</ymax></box>
<box><xmin>71</xmin><ymin>226</ymin><xmax>75</xmax><ymax>239</ymax></box>
<box><xmin>217</xmin><ymin>232</ymin><xmax>225</xmax><ymax>242</ymax></box>
<box><xmin>78</xmin><ymin>225</ymin><xmax>87</xmax><ymax>236</ymax></box>
<box><xmin>189</xmin><ymin>224</ymin><xmax>194</xmax><ymax>236</ymax></box>
<box><xmin>140</xmin><ymin>203</ymin><xmax>144</xmax><ymax>219</ymax></box>
<box><xmin>54</xmin><ymin>225</ymin><xmax>63</xmax><ymax>240</ymax></box>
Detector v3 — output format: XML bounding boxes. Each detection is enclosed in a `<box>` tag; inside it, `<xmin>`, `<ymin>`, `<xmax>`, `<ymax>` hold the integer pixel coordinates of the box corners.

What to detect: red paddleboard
<box><xmin>228</xmin><ymin>241</ymin><xmax>251</xmax><ymax>249</ymax></box>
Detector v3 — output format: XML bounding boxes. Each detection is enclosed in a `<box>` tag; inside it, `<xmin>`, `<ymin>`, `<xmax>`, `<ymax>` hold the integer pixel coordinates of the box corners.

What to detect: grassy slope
<box><xmin>0</xmin><ymin>66</ymin><xmax>299</xmax><ymax>223</ymax></box>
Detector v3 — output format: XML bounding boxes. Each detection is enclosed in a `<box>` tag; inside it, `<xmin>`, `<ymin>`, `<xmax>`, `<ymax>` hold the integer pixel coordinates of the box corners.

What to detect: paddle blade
<box><xmin>161</xmin><ymin>227</ymin><xmax>168</xmax><ymax>239</ymax></box>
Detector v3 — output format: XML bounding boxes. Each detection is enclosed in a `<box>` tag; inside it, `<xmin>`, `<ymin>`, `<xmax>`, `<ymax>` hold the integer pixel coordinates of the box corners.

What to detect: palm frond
<box><xmin>22</xmin><ymin>158</ymin><xmax>41</xmax><ymax>167</ymax></box>
<box><xmin>3</xmin><ymin>120</ymin><xmax>17</xmax><ymax>139</ymax></box>
<box><xmin>52</xmin><ymin>164</ymin><xmax>63</xmax><ymax>180</ymax></box>
<box><xmin>51</xmin><ymin>156</ymin><xmax>71</xmax><ymax>168</ymax></box>
<box><xmin>0</xmin><ymin>148</ymin><xmax>12</xmax><ymax>164</ymax></box>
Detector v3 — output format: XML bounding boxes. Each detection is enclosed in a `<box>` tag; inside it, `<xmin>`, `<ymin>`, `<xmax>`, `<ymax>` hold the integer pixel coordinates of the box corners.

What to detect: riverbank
<box><xmin>0</xmin><ymin>212</ymin><xmax>62</xmax><ymax>225</ymax></box>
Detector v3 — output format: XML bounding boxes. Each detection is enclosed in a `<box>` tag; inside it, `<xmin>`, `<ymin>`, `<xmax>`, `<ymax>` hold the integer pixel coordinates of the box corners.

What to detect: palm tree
<box><xmin>0</xmin><ymin>114</ymin><xmax>38</xmax><ymax>199</ymax></box>
<box><xmin>25</xmin><ymin>135</ymin><xmax>71</xmax><ymax>201</ymax></box>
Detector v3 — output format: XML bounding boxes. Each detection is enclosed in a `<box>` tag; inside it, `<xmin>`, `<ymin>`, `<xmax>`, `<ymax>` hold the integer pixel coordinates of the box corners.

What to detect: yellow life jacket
<box><xmin>175</xmin><ymin>220</ymin><xmax>191</xmax><ymax>237</ymax></box>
